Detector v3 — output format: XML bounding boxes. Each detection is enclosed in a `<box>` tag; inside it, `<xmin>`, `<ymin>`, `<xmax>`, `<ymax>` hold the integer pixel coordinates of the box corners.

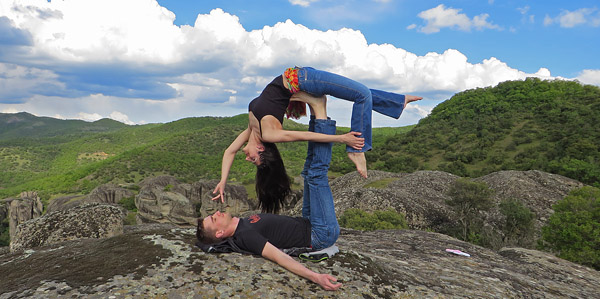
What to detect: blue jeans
<box><xmin>301</xmin><ymin>117</ymin><xmax>340</xmax><ymax>250</ymax></box>
<box><xmin>297</xmin><ymin>67</ymin><xmax>406</xmax><ymax>153</ymax></box>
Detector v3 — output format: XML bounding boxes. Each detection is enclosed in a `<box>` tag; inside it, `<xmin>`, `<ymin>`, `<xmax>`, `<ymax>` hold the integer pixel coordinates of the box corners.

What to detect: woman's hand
<box><xmin>341</xmin><ymin>131</ymin><xmax>364</xmax><ymax>150</ymax></box>
<box><xmin>211</xmin><ymin>181</ymin><xmax>227</xmax><ymax>203</ymax></box>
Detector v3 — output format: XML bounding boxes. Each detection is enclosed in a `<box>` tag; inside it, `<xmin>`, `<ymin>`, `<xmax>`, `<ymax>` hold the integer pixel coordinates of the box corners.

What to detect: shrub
<box><xmin>0</xmin><ymin>218</ymin><xmax>9</xmax><ymax>247</ymax></box>
<box><xmin>539</xmin><ymin>186</ymin><xmax>600</xmax><ymax>270</ymax></box>
<box><xmin>124</xmin><ymin>212</ymin><xmax>137</xmax><ymax>225</ymax></box>
<box><xmin>118</xmin><ymin>196</ymin><xmax>137</xmax><ymax>212</ymax></box>
<box><xmin>339</xmin><ymin>208</ymin><xmax>408</xmax><ymax>231</ymax></box>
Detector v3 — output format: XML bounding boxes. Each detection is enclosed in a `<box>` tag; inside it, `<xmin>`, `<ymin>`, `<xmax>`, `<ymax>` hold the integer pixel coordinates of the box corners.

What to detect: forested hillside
<box><xmin>1</xmin><ymin>78</ymin><xmax>598</xmax><ymax>202</ymax></box>
<box><xmin>0</xmin><ymin>112</ymin><xmax>127</xmax><ymax>143</ymax></box>
<box><xmin>368</xmin><ymin>78</ymin><xmax>600</xmax><ymax>187</ymax></box>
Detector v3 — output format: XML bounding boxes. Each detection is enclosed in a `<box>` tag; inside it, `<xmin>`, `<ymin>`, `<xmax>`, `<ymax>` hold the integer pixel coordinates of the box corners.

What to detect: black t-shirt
<box><xmin>248</xmin><ymin>75</ymin><xmax>292</xmax><ymax>125</ymax></box>
<box><xmin>231</xmin><ymin>213</ymin><xmax>311</xmax><ymax>255</ymax></box>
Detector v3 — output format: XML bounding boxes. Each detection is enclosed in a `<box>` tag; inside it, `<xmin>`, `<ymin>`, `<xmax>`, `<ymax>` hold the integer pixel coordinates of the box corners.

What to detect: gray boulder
<box><xmin>8</xmin><ymin>191</ymin><xmax>43</xmax><ymax>240</ymax></box>
<box><xmin>46</xmin><ymin>184</ymin><xmax>135</xmax><ymax>213</ymax></box>
<box><xmin>0</xmin><ymin>225</ymin><xmax>598</xmax><ymax>298</ymax></box>
<box><xmin>135</xmin><ymin>176</ymin><xmax>252</xmax><ymax>226</ymax></box>
<box><xmin>287</xmin><ymin>170</ymin><xmax>460</xmax><ymax>231</ymax></box>
<box><xmin>9</xmin><ymin>203</ymin><xmax>125</xmax><ymax>252</ymax></box>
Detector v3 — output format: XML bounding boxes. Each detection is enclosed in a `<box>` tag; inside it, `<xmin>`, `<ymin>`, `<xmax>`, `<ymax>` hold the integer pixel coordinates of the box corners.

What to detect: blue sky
<box><xmin>0</xmin><ymin>0</ymin><xmax>599</xmax><ymax>127</ymax></box>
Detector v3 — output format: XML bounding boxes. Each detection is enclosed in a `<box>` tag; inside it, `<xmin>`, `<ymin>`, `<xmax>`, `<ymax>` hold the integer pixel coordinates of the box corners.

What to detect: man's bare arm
<box><xmin>261</xmin><ymin>242</ymin><xmax>342</xmax><ymax>291</ymax></box>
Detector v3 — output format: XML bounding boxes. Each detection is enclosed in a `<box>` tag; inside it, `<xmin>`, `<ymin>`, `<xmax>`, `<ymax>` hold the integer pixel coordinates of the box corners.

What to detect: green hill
<box><xmin>368</xmin><ymin>78</ymin><xmax>600</xmax><ymax>187</ymax></box>
<box><xmin>0</xmin><ymin>77</ymin><xmax>598</xmax><ymax>201</ymax></box>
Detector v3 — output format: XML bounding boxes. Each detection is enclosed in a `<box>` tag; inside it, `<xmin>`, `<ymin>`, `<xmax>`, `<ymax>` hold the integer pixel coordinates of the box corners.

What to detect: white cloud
<box><xmin>409</xmin><ymin>4</ymin><xmax>501</xmax><ymax>34</ymax></box>
<box><xmin>544</xmin><ymin>8</ymin><xmax>600</xmax><ymax>28</ymax></box>
<box><xmin>78</xmin><ymin>112</ymin><xmax>103</xmax><ymax>122</ymax></box>
<box><xmin>289</xmin><ymin>0</ymin><xmax>319</xmax><ymax>7</ymax></box>
<box><xmin>108</xmin><ymin>111</ymin><xmax>135</xmax><ymax>125</ymax></box>
<box><xmin>576</xmin><ymin>69</ymin><xmax>600</xmax><ymax>86</ymax></box>
<box><xmin>0</xmin><ymin>0</ymin><xmax>572</xmax><ymax>127</ymax></box>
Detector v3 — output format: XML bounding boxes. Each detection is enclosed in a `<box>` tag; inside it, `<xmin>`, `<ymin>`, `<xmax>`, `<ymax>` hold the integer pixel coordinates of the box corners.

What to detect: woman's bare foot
<box><xmin>347</xmin><ymin>152</ymin><xmax>368</xmax><ymax>178</ymax></box>
<box><xmin>291</xmin><ymin>92</ymin><xmax>328</xmax><ymax>119</ymax></box>
<box><xmin>404</xmin><ymin>95</ymin><xmax>423</xmax><ymax>109</ymax></box>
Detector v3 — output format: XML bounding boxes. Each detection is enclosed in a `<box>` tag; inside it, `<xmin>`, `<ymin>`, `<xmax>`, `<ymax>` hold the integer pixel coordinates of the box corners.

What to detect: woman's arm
<box><xmin>261</xmin><ymin>242</ymin><xmax>342</xmax><ymax>291</ymax></box>
<box><xmin>212</xmin><ymin>128</ymin><xmax>251</xmax><ymax>202</ymax></box>
<box><xmin>262</xmin><ymin>128</ymin><xmax>364</xmax><ymax>150</ymax></box>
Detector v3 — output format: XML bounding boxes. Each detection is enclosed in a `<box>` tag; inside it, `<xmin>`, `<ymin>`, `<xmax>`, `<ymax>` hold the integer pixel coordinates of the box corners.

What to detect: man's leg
<box><xmin>301</xmin><ymin>115</ymin><xmax>316</xmax><ymax>219</ymax></box>
<box><xmin>306</xmin><ymin>118</ymin><xmax>339</xmax><ymax>250</ymax></box>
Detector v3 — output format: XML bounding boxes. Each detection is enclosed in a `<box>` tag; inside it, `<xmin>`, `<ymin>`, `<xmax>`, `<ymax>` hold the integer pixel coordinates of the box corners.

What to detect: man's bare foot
<box><xmin>347</xmin><ymin>152</ymin><xmax>368</xmax><ymax>178</ymax></box>
<box><xmin>404</xmin><ymin>95</ymin><xmax>423</xmax><ymax>109</ymax></box>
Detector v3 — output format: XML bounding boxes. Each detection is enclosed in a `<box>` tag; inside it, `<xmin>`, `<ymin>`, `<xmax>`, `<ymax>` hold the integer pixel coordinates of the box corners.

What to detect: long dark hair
<box><xmin>255</xmin><ymin>142</ymin><xmax>291</xmax><ymax>214</ymax></box>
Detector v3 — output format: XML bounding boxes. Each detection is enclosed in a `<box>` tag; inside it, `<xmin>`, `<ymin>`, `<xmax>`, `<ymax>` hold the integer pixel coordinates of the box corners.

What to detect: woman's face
<box><xmin>242</xmin><ymin>143</ymin><xmax>264</xmax><ymax>165</ymax></box>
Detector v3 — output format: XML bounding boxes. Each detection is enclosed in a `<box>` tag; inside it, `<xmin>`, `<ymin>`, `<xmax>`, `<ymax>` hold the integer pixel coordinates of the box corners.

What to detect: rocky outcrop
<box><xmin>0</xmin><ymin>224</ymin><xmax>598</xmax><ymax>298</ymax></box>
<box><xmin>46</xmin><ymin>184</ymin><xmax>135</xmax><ymax>213</ymax></box>
<box><xmin>7</xmin><ymin>192</ymin><xmax>43</xmax><ymax>240</ymax></box>
<box><xmin>298</xmin><ymin>170</ymin><xmax>585</xmax><ymax>248</ymax></box>
<box><xmin>475</xmin><ymin>169</ymin><xmax>584</xmax><ymax>223</ymax></box>
<box><xmin>9</xmin><ymin>203</ymin><xmax>125</xmax><ymax>252</ymax></box>
<box><xmin>135</xmin><ymin>176</ymin><xmax>252</xmax><ymax>226</ymax></box>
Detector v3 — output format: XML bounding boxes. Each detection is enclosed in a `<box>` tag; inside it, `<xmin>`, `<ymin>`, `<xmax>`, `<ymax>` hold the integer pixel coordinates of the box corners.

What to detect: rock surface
<box><xmin>7</xmin><ymin>192</ymin><xmax>43</xmax><ymax>240</ymax></box>
<box><xmin>1</xmin><ymin>224</ymin><xmax>598</xmax><ymax>298</ymax></box>
<box><xmin>9</xmin><ymin>203</ymin><xmax>125</xmax><ymax>252</ymax></box>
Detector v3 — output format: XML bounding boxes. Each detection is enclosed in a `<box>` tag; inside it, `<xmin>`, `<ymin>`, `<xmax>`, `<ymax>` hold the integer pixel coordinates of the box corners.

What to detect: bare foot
<box><xmin>291</xmin><ymin>92</ymin><xmax>327</xmax><ymax>119</ymax></box>
<box><xmin>404</xmin><ymin>95</ymin><xmax>423</xmax><ymax>109</ymax></box>
<box><xmin>292</xmin><ymin>92</ymin><xmax>326</xmax><ymax>109</ymax></box>
<box><xmin>347</xmin><ymin>152</ymin><xmax>368</xmax><ymax>178</ymax></box>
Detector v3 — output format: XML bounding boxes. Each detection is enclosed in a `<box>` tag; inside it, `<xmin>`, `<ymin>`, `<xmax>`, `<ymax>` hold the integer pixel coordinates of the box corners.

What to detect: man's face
<box><xmin>203</xmin><ymin>210</ymin><xmax>232</xmax><ymax>239</ymax></box>
<box><xmin>242</xmin><ymin>143</ymin><xmax>263</xmax><ymax>166</ymax></box>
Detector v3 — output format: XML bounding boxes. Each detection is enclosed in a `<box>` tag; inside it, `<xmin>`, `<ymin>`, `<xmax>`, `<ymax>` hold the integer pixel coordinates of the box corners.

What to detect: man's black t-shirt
<box><xmin>231</xmin><ymin>214</ymin><xmax>311</xmax><ymax>255</ymax></box>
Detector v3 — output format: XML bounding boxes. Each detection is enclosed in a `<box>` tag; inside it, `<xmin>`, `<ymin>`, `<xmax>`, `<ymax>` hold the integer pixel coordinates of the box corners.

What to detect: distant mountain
<box><xmin>0</xmin><ymin>112</ymin><xmax>128</xmax><ymax>142</ymax></box>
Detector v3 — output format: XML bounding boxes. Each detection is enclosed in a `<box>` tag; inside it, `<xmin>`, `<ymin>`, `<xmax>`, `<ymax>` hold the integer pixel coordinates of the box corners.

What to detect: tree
<box><xmin>499</xmin><ymin>199</ymin><xmax>536</xmax><ymax>247</ymax></box>
<box><xmin>446</xmin><ymin>178</ymin><xmax>494</xmax><ymax>241</ymax></box>
<box><xmin>539</xmin><ymin>186</ymin><xmax>600</xmax><ymax>270</ymax></box>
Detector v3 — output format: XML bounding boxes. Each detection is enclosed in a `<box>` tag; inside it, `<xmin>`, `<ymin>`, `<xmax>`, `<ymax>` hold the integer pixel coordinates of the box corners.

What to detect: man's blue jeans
<box><xmin>301</xmin><ymin>117</ymin><xmax>339</xmax><ymax>250</ymax></box>
<box><xmin>297</xmin><ymin>67</ymin><xmax>407</xmax><ymax>153</ymax></box>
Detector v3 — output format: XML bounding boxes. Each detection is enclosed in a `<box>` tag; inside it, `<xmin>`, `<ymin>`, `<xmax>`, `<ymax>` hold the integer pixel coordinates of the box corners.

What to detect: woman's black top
<box><xmin>248</xmin><ymin>75</ymin><xmax>292</xmax><ymax>127</ymax></box>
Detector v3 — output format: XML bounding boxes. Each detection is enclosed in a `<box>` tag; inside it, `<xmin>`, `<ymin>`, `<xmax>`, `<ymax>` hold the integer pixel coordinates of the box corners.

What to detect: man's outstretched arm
<box><xmin>261</xmin><ymin>242</ymin><xmax>342</xmax><ymax>291</ymax></box>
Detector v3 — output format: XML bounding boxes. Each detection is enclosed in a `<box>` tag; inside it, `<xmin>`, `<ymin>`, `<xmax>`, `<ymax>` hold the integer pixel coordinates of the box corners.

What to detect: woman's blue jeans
<box><xmin>301</xmin><ymin>117</ymin><xmax>339</xmax><ymax>250</ymax></box>
<box><xmin>297</xmin><ymin>67</ymin><xmax>407</xmax><ymax>153</ymax></box>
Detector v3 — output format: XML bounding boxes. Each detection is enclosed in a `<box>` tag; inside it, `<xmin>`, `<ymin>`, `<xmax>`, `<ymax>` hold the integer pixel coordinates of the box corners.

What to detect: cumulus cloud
<box><xmin>409</xmin><ymin>4</ymin><xmax>502</xmax><ymax>34</ymax></box>
<box><xmin>544</xmin><ymin>8</ymin><xmax>600</xmax><ymax>28</ymax></box>
<box><xmin>0</xmin><ymin>0</ymin><xmax>565</xmax><ymax>127</ymax></box>
<box><xmin>289</xmin><ymin>0</ymin><xmax>320</xmax><ymax>7</ymax></box>
<box><xmin>576</xmin><ymin>69</ymin><xmax>600</xmax><ymax>86</ymax></box>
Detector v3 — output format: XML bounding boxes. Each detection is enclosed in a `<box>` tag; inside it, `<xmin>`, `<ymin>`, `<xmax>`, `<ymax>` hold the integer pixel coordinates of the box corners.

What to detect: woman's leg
<box><xmin>297</xmin><ymin>67</ymin><xmax>373</xmax><ymax>152</ymax></box>
<box><xmin>297</xmin><ymin>67</ymin><xmax>371</xmax><ymax>178</ymax></box>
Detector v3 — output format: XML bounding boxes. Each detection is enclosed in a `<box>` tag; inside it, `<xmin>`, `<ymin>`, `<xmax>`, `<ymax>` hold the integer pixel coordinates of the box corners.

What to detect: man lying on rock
<box><xmin>196</xmin><ymin>100</ymin><xmax>343</xmax><ymax>291</ymax></box>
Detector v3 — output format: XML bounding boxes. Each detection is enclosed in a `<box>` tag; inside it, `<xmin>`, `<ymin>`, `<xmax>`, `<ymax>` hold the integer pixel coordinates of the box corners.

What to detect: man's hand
<box><xmin>312</xmin><ymin>273</ymin><xmax>342</xmax><ymax>291</ymax></box>
<box><xmin>261</xmin><ymin>242</ymin><xmax>343</xmax><ymax>291</ymax></box>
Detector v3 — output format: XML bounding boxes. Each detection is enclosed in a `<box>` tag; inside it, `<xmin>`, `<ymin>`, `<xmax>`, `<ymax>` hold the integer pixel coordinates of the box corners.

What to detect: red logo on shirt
<box><xmin>248</xmin><ymin>214</ymin><xmax>261</xmax><ymax>223</ymax></box>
